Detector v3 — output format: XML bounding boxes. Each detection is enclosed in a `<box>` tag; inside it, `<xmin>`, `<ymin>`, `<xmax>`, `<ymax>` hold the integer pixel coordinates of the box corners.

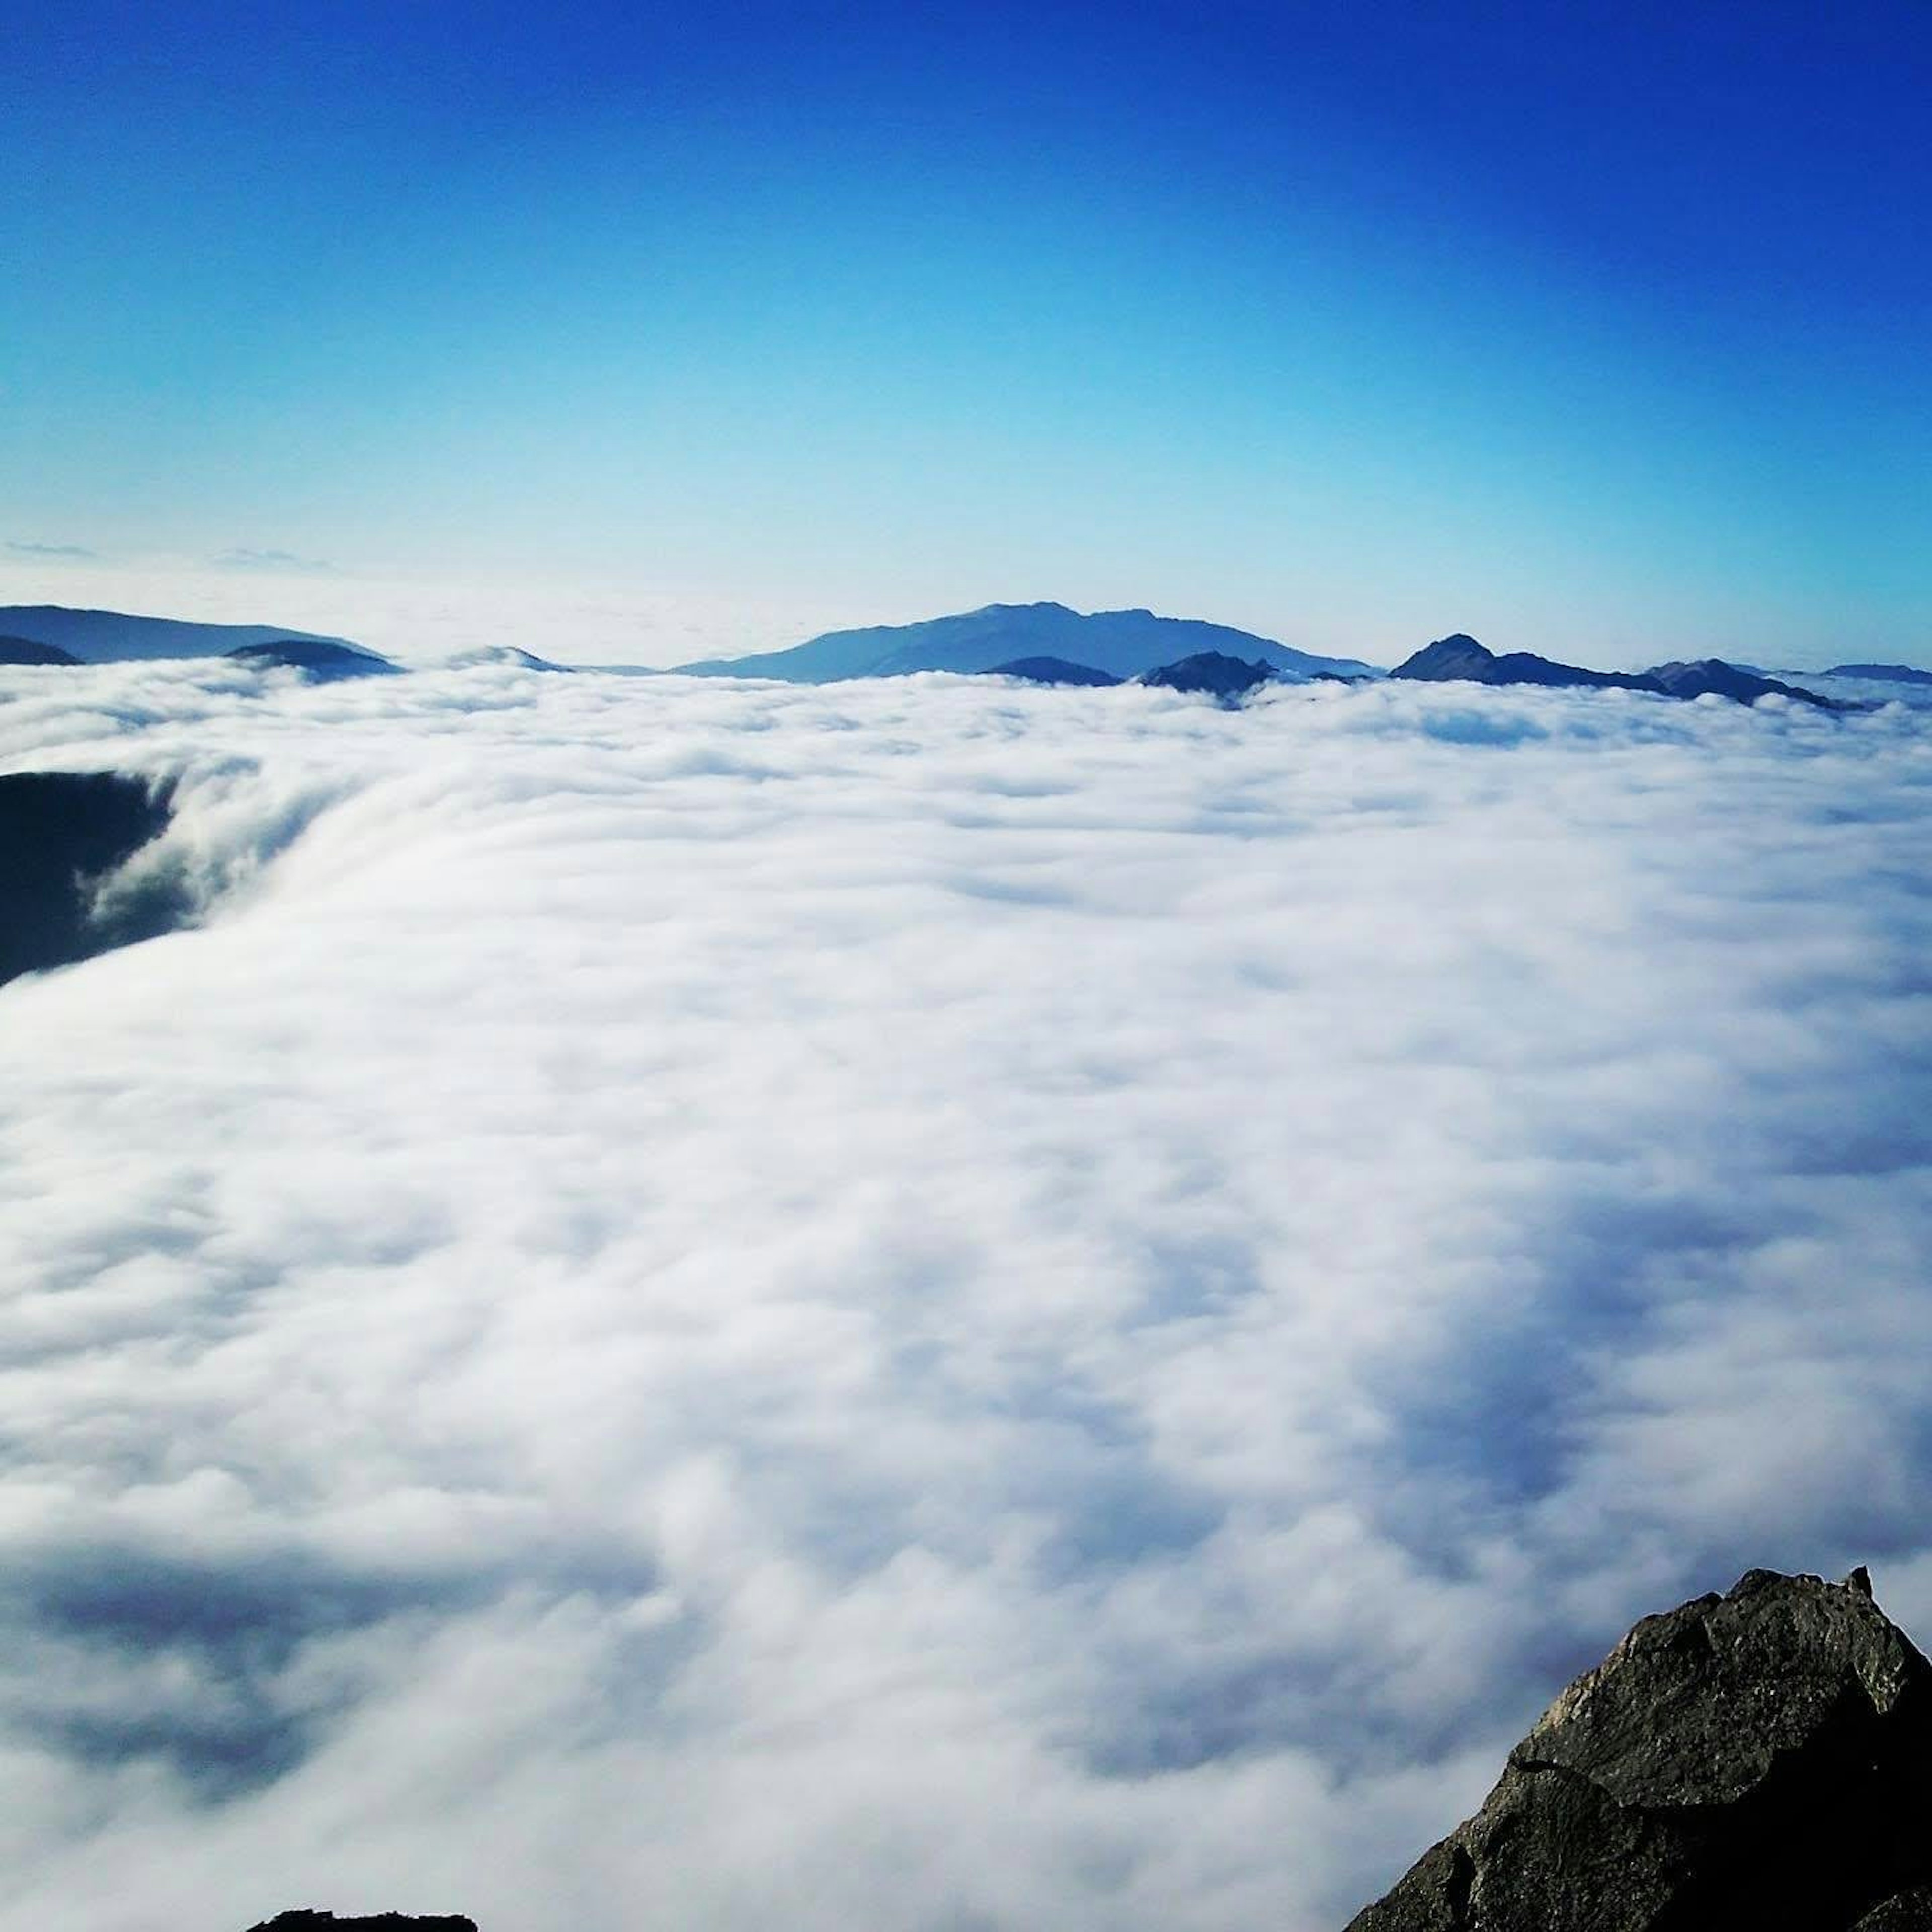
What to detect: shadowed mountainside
<box><xmin>988</xmin><ymin>655</ymin><xmax>1124</xmax><ymax>686</ymax></box>
<box><xmin>1347</xmin><ymin>1567</ymin><xmax>1932</xmax><ymax>1930</ymax></box>
<box><xmin>0</xmin><ymin>632</ymin><xmax>81</xmax><ymax>665</ymax></box>
<box><xmin>0</xmin><ymin>772</ymin><xmax>186</xmax><ymax>985</ymax></box>
<box><xmin>227</xmin><ymin>639</ymin><xmax>401</xmax><ymax>680</ymax></box>
<box><xmin>1138</xmin><ymin>651</ymin><xmax>1279</xmax><ymax>698</ymax></box>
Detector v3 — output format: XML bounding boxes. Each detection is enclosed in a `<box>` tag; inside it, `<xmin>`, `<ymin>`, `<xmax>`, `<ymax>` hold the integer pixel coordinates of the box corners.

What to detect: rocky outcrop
<box><xmin>1346</xmin><ymin>1567</ymin><xmax>1932</xmax><ymax>1930</ymax></box>
<box><xmin>244</xmin><ymin>1914</ymin><xmax>478</xmax><ymax>1932</ymax></box>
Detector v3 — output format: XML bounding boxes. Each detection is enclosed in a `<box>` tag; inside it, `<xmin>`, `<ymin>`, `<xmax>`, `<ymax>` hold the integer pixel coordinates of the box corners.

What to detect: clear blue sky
<box><xmin>6</xmin><ymin>0</ymin><xmax>1929</xmax><ymax>664</ymax></box>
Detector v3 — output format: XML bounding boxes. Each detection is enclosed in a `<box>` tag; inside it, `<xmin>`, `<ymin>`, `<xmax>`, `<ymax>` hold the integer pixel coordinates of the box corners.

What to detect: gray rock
<box><xmin>1346</xmin><ymin>1568</ymin><xmax>1932</xmax><ymax>1930</ymax></box>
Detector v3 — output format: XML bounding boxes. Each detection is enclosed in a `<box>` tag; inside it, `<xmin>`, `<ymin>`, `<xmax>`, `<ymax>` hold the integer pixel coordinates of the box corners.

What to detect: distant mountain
<box><xmin>0</xmin><ymin>604</ymin><xmax>356</xmax><ymax>663</ymax></box>
<box><xmin>673</xmin><ymin>602</ymin><xmax>1378</xmax><ymax>684</ymax></box>
<box><xmin>439</xmin><ymin>644</ymin><xmax>572</xmax><ymax>673</ymax></box>
<box><xmin>228</xmin><ymin>639</ymin><xmax>400</xmax><ymax>680</ymax></box>
<box><xmin>1392</xmin><ymin>634</ymin><xmax>1853</xmax><ymax>709</ymax></box>
<box><xmin>988</xmin><ymin>656</ymin><xmax>1122</xmax><ymax>687</ymax></box>
<box><xmin>1824</xmin><ymin>662</ymin><xmax>1932</xmax><ymax>686</ymax></box>
<box><xmin>1138</xmin><ymin>651</ymin><xmax>1278</xmax><ymax>699</ymax></box>
<box><xmin>0</xmin><ymin>633</ymin><xmax>80</xmax><ymax>666</ymax></box>
<box><xmin>0</xmin><ymin>771</ymin><xmax>188</xmax><ymax>986</ymax></box>
<box><xmin>1646</xmin><ymin>658</ymin><xmax>1844</xmax><ymax>709</ymax></box>
<box><xmin>1391</xmin><ymin>633</ymin><xmax>1663</xmax><ymax>693</ymax></box>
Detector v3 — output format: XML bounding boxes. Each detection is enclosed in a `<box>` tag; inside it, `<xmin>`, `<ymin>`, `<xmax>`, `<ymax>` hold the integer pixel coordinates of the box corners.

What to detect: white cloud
<box><xmin>0</xmin><ymin>666</ymin><xmax>1928</xmax><ymax>1929</ymax></box>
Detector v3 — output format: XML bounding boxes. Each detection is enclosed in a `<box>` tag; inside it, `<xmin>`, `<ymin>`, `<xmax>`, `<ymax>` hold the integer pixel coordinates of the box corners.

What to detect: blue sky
<box><xmin>6</xmin><ymin>0</ymin><xmax>1928</xmax><ymax>665</ymax></box>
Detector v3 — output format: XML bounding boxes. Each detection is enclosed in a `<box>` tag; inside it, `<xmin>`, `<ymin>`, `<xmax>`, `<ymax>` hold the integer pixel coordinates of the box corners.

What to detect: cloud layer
<box><xmin>1</xmin><ymin>665</ymin><xmax>1929</xmax><ymax>1930</ymax></box>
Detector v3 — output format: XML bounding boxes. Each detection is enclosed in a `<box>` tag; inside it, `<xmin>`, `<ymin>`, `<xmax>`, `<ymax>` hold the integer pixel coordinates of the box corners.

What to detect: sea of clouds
<box><xmin>1</xmin><ymin>661</ymin><xmax>1929</xmax><ymax>1931</ymax></box>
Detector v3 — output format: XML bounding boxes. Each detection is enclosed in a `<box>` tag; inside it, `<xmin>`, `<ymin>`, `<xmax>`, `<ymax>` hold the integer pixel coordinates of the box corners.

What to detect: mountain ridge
<box><xmin>0</xmin><ymin>604</ymin><xmax>353</xmax><ymax>663</ymax></box>
<box><xmin>1391</xmin><ymin>633</ymin><xmax>1850</xmax><ymax>709</ymax></box>
<box><xmin>672</xmin><ymin>601</ymin><xmax>1378</xmax><ymax>684</ymax></box>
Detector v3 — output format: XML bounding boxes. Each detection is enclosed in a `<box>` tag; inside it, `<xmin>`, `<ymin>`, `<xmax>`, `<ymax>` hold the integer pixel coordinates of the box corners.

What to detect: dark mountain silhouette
<box><xmin>1824</xmin><ymin>663</ymin><xmax>1932</xmax><ymax>687</ymax></box>
<box><xmin>673</xmin><ymin>602</ymin><xmax>1377</xmax><ymax>684</ymax></box>
<box><xmin>1646</xmin><ymin>658</ymin><xmax>1843</xmax><ymax>708</ymax></box>
<box><xmin>1392</xmin><ymin>634</ymin><xmax>1853</xmax><ymax>708</ymax></box>
<box><xmin>988</xmin><ymin>656</ymin><xmax>1123</xmax><ymax>686</ymax></box>
<box><xmin>227</xmin><ymin>639</ymin><xmax>400</xmax><ymax>680</ymax></box>
<box><xmin>0</xmin><ymin>772</ymin><xmax>189</xmax><ymax>986</ymax></box>
<box><xmin>0</xmin><ymin>604</ymin><xmax>355</xmax><ymax>663</ymax></box>
<box><xmin>244</xmin><ymin>1915</ymin><xmax>478</xmax><ymax>1932</ymax></box>
<box><xmin>1138</xmin><ymin>651</ymin><xmax>1279</xmax><ymax>698</ymax></box>
<box><xmin>1347</xmin><ymin>1567</ymin><xmax>1932</xmax><ymax>1930</ymax></box>
<box><xmin>1391</xmin><ymin>633</ymin><xmax>1665</xmax><ymax>693</ymax></box>
<box><xmin>0</xmin><ymin>632</ymin><xmax>80</xmax><ymax>666</ymax></box>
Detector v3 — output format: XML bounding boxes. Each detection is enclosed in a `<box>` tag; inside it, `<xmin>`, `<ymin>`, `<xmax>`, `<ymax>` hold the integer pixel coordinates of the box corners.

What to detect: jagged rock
<box><xmin>1346</xmin><ymin>1568</ymin><xmax>1932</xmax><ymax>1930</ymax></box>
<box><xmin>244</xmin><ymin>1913</ymin><xmax>478</xmax><ymax>1932</ymax></box>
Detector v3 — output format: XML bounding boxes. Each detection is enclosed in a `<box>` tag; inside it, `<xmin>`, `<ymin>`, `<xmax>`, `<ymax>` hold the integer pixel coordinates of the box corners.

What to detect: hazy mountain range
<box><xmin>671</xmin><ymin>601</ymin><xmax>1381</xmax><ymax>683</ymax></box>
<box><xmin>6</xmin><ymin>603</ymin><xmax>1925</xmax><ymax>705</ymax></box>
<box><xmin>0</xmin><ymin>604</ymin><xmax>353</xmax><ymax>662</ymax></box>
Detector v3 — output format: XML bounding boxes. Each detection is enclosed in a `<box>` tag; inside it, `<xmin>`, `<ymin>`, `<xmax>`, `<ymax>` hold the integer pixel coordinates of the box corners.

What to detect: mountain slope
<box><xmin>0</xmin><ymin>605</ymin><xmax>355</xmax><ymax>664</ymax></box>
<box><xmin>674</xmin><ymin>602</ymin><xmax>1378</xmax><ymax>683</ymax></box>
<box><xmin>987</xmin><ymin>656</ymin><xmax>1122</xmax><ymax>686</ymax></box>
<box><xmin>0</xmin><ymin>633</ymin><xmax>81</xmax><ymax>666</ymax></box>
<box><xmin>0</xmin><ymin>772</ymin><xmax>185</xmax><ymax>986</ymax></box>
<box><xmin>227</xmin><ymin>640</ymin><xmax>400</xmax><ymax>680</ymax></box>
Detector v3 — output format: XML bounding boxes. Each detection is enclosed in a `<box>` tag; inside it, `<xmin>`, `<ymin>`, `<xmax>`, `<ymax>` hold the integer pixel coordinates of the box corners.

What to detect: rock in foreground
<box><xmin>1347</xmin><ymin>1567</ymin><xmax>1932</xmax><ymax>1930</ymax></box>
